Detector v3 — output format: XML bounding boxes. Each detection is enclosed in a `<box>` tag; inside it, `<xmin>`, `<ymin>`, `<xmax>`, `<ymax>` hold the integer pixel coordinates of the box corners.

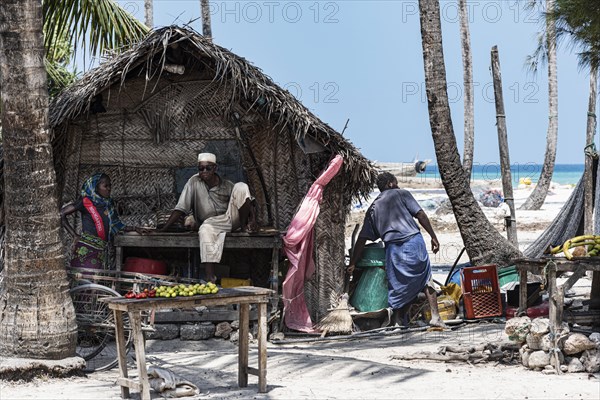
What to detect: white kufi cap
<box><xmin>198</xmin><ymin>152</ymin><xmax>217</xmax><ymax>163</ymax></box>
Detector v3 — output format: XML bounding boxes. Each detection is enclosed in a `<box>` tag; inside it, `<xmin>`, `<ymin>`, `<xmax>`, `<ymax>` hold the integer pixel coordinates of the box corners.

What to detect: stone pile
<box><xmin>145</xmin><ymin>319</ymin><xmax>257</xmax><ymax>343</ymax></box>
<box><xmin>506</xmin><ymin>316</ymin><xmax>600</xmax><ymax>374</ymax></box>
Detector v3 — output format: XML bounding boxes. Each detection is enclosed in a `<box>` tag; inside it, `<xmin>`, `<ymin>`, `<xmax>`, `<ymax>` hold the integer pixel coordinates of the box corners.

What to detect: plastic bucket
<box><xmin>356</xmin><ymin>247</ymin><xmax>386</xmax><ymax>268</ymax></box>
<box><xmin>350</xmin><ymin>266</ymin><xmax>388</xmax><ymax>312</ymax></box>
<box><xmin>123</xmin><ymin>257</ymin><xmax>168</xmax><ymax>275</ymax></box>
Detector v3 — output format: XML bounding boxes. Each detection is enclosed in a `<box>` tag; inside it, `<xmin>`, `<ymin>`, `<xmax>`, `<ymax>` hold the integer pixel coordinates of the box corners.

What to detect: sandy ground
<box><xmin>2</xmin><ymin>318</ymin><xmax>599</xmax><ymax>399</ymax></box>
<box><xmin>2</xmin><ymin>178</ymin><xmax>600</xmax><ymax>399</ymax></box>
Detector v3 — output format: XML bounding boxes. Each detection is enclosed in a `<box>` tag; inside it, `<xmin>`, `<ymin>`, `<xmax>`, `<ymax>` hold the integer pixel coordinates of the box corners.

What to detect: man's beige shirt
<box><xmin>174</xmin><ymin>174</ymin><xmax>234</xmax><ymax>224</ymax></box>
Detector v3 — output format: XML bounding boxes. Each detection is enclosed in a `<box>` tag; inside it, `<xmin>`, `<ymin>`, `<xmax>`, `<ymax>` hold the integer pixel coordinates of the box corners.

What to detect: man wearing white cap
<box><xmin>159</xmin><ymin>152</ymin><xmax>256</xmax><ymax>282</ymax></box>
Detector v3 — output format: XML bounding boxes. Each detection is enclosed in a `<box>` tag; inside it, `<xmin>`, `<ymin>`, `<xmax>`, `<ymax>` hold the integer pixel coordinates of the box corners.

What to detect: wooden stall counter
<box><xmin>513</xmin><ymin>257</ymin><xmax>600</xmax><ymax>330</ymax></box>
<box><xmin>114</xmin><ymin>230</ymin><xmax>283</xmax><ymax>310</ymax></box>
<box><xmin>101</xmin><ymin>286</ymin><xmax>273</xmax><ymax>400</ymax></box>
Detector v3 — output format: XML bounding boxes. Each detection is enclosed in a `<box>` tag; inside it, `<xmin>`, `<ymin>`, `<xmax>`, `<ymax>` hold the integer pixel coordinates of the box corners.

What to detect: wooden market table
<box><xmin>513</xmin><ymin>257</ymin><xmax>600</xmax><ymax>330</ymax></box>
<box><xmin>114</xmin><ymin>231</ymin><xmax>282</xmax><ymax>310</ymax></box>
<box><xmin>101</xmin><ymin>286</ymin><xmax>273</xmax><ymax>400</ymax></box>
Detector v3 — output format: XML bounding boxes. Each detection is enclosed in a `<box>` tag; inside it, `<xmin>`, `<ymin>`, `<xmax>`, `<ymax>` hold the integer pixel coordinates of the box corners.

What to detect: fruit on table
<box><xmin>551</xmin><ymin>235</ymin><xmax>600</xmax><ymax>259</ymax></box>
<box><xmin>153</xmin><ymin>282</ymin><xmax>219</xmax><ymax>298</ymax></box>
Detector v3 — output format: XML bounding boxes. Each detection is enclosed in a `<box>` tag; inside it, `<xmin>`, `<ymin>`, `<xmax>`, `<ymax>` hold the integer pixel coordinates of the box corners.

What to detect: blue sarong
<box><xmin>385</xmin><ymin>233</ymin><xmax>432</xmax><ymax>309</ymax></box>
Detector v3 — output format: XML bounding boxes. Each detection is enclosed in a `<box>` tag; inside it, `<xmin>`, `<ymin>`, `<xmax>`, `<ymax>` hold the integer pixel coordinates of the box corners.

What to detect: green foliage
<box><xmin>46</xmin><ymin>59</ymin><xmax>76</xmax><ymax>99</ymax></box>
<box><xmin>40</xmin><ymin>0</ymin><xmax>149</xmax><ymax>97</ymax></box>
<box><xmin>45</xmin><ymin>27</ymin><xmax>76</xmax><ymax>98</ymax></box>
<box><xmin>552</xmin><ymin>0</ymin><xmax>600</xmax><ymax>69</ymax></box>
<box><xmin>43</xmin><ymin>0</ymin><xmax>149</xmax><ymax>61</ymax></box>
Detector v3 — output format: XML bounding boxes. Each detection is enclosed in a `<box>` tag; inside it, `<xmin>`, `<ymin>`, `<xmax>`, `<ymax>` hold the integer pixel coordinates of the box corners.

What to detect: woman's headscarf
<box><xmin>81</xmin><ymin>173</ymin><xmax>125</xmax><ymax>240</ymax></box>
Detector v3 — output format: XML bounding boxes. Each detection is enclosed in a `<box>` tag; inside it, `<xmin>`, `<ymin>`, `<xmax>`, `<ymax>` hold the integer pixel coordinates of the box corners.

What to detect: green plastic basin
<box><xmin>498</xmin><ymin>265</ymin><xmax>519</xmax><ymax>287</ymax></box>
<box><xmin>350</xmin><ymin>266</ymin><xmax>389</xmax><ymax>312</ymax></box>
<box><xmin>356</xmin><ymin>247</ymin><xmax>386</xmax><ymax>268</ymax></box>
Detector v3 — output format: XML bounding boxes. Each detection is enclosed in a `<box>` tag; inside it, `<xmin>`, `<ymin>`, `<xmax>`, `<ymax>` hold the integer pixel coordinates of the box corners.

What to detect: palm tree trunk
<box><xmin>0</xmin><ymin>0</ymin><xmax>77</xmax><ymax>359</ymax></box>
<box><xmin>201</xmin><ymin>0</ymin><xmax>212</xmax><ymax>39</ymax></box>
<box><xmin>144</xmin><ymin>0</ymin><xmax>153</xmax><ymax>28</ymax></box>
<box><xmin>459</xmin><ymin>0</ymin><xmax>474</xmax><ymax>183</ymax></box>
<box><xmin>418</xmin><ymin>0</ymin><xmax>520</xmax><ymax>266</ymax></box>
<box><xmin>520</xmin><ymin>0</ymin><xmax>558</xmax><ymax>210</ymax></box>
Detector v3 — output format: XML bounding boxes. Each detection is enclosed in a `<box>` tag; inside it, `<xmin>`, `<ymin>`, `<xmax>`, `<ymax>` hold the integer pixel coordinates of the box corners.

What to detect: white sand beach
<box><xmin>3</xmin><ymin>177</ymin><xmax>597</xmax><ymax>400</ymax></box>
<box><xmin>3</xmin><ymin>178</ymin><xmax>599</xmax><ymax>400</ymax></box>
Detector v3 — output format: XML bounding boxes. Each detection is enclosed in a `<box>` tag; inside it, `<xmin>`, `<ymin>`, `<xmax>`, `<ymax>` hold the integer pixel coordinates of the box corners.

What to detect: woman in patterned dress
<box><xmin>61</xmin><ymin>173</ymin><xmax>139</xmax><ymax>270</ymax></box>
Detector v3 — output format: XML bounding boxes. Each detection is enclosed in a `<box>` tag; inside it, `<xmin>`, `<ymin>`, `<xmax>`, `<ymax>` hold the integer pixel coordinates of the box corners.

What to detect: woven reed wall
<box><xmin>59</xmin><ymin>76</ymin><xmax>247</xmax><ymax>224</ymax></box>
<box><xmin>305</xmin><ymin>156</ymin><xmax>349</xmax><ymax>321</ymax></box>
<box><xmin>55</xmin><ymin>71</ymin><xmax>351</xmax><ymax>320</ymax></box>
<box><xmin>242</xmin><ymin>122</ymin><xmax>348</xmax><ymax>320</ymax></box>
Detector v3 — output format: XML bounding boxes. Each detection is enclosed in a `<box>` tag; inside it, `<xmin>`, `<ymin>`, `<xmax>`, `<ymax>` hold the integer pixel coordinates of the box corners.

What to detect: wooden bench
<box><xmin>101</xmin><ymin>287</ymin><xmax>272</xmax><ymax>399</ymax></box>
<box><xmin>114</xmin><ymin>231</ymin><xmax>282</xmax><ymax>311</ymax></box>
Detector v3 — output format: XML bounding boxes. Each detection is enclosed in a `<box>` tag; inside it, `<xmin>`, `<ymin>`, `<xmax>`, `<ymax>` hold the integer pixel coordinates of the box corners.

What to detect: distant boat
<box><xmin>375</xmin><ymin>159</ymin><xmax>431</xmax><ymax>177</ymax></box>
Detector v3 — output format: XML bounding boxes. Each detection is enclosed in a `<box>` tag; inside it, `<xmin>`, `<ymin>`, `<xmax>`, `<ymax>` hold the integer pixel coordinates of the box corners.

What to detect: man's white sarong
<box><xmin>198</xmin><ymin>182</ymin><xmax>253</xmax><ymax>263</ymax></box>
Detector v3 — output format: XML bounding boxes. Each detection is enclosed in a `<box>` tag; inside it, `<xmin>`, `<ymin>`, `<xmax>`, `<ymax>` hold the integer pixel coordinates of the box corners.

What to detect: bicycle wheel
<box><xmin>69</xmin><ymin>283</ymin><xmax>132</xmax><ymax>372</ymax></box>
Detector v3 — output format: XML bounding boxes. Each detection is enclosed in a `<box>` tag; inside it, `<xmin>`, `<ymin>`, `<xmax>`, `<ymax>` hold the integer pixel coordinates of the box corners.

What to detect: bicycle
<box><xmin>67</xmin><ymin>267</ymin><xmax>199</xmax><ymax>372</ymax></box>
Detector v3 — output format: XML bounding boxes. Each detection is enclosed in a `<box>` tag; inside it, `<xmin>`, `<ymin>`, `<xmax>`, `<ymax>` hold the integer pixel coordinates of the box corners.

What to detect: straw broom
<box><xmin>316</xmin><ymin>224</ymin><xmax>360</xmax><ymax>336</ymax></box>
<box><xmin>316</xmin><ymin>293</ymin><xmax>354</xmax><ymax>336</ymax></box>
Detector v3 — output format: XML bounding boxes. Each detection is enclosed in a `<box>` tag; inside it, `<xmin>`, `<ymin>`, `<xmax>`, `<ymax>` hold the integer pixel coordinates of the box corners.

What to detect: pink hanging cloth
<box><xmin>282</xmin><ymin>154</ymin><xmax>344</xmax><ymax>332</ymax></box>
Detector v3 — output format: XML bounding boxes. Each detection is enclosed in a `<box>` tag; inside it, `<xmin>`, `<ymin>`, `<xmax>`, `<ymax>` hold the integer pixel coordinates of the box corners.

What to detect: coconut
<box><xmin>571</xmin><ymin>246</ymin><xmax>587</xmax><ymax>257</ymax></box>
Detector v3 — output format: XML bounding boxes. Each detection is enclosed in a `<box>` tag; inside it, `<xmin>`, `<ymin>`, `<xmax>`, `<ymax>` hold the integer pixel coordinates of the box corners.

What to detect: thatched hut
<box><xmin>48</xmin><ymin>26</ymin><xmax>376</xmax><ymax>323</ymax></box>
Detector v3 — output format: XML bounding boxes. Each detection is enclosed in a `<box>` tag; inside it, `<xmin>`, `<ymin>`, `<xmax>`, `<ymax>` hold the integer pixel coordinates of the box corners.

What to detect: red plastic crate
<box><xmin>461</xmin><ymin>265</ymin><xmax>502</xmax><ymax>319</ymax></box>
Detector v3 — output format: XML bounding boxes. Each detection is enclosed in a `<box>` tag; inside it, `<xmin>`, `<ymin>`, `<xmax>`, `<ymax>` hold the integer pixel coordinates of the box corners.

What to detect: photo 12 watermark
<box><xmin>207</xmin><ymin>1</ymin><xmax>341</xmax><ymax>24</ymax></box>
<box><xmin>401</xmin><ymin>1</ymin><xmax>543</xmax><ymax>25</ymax></box>
<box><xmin>281</xmin><ymin>81</ymin><xmax>340</xmax><ymax>104</ymax></box>
<box><xmin>401</xmin><ymin>81</ymin><xmax>540</xmax><ymax>105</ymax></box>
<box><xmin>397</xmin><ymin>162</ymin><xmax>545</xmax><ymax>187</ymax></box>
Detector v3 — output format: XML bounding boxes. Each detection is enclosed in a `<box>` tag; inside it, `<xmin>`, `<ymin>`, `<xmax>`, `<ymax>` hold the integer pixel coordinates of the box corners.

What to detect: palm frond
<box><xmin>45</xmin><ymin>59</ymin><xmax>77</xmax><ymax>99</ymax></box>
<box><xmin>43</xmin><ymin>0</ymin><xmax>149</xmax><ymax>59</ymax></box>
<box><xmin>525</xmin><ymin>31</ymin><xmax>548</xmax><ymax>75</ymax></box>
<box><xmin>48</xmin><ymin>26</ymin><xmax>378</xmax><ymax>201</ymax></box>
<box><xmin>550</xmin><ymin>0</ymin><xmax>600</xmax><ymax>70</ymax></box>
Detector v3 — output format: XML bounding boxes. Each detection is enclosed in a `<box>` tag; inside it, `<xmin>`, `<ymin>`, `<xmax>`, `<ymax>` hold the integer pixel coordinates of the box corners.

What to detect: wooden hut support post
<box><xmin>586</xmin><ymin>67</ymin><xmax>600</xmax><ymax>306</ymax></box>
<box><xmin>491</xmin><ymin>45</ymin><xmax>518</xmax><ymax>247</ymax></box>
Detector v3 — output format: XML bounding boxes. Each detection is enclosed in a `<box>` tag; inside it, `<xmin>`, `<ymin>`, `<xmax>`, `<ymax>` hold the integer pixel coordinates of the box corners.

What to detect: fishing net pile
<box><xmin>524</xmin><ymin>160</ymin><xmax>598</xmax><ymax>258</ymax></box>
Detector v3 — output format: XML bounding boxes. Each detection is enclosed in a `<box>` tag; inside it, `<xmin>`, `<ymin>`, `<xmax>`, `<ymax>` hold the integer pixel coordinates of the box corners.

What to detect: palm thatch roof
<box><xmin>49</xmin><ymin>26</ymin><xmax>377</xmax><ymax>199</ymax></box>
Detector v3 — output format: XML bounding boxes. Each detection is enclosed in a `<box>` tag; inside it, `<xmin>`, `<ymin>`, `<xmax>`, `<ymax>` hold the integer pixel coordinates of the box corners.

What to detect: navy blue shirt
<box><xmin>359</xmin><ymin>188</ymin><xmax>422</xmax><ymax>244</ymax></box>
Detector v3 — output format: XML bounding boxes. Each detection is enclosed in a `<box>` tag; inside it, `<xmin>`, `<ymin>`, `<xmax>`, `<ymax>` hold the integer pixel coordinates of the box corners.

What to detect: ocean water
<box><xmin>413</xmin><ymin>163</ymin><xmax>584</xmax><ymax>186</ymax></box>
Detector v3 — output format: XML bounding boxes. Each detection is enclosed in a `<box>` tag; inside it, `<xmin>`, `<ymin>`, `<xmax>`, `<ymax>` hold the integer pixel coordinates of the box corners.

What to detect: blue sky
<box><xmin>109</xmin><ymin>1</ymin><xmax>594</xmax><ymax>165</ymax></box>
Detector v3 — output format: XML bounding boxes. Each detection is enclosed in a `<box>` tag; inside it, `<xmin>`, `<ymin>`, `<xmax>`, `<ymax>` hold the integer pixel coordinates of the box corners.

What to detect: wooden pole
<box><xmin>491</xmin><ymin>46</ymin><xmax>518</xmax><ymax>247</ymax></box>
<box><xmin>584</xmin><ymin>68</ymin><xmax>597</xmax><ymax>235</ymax></box>
<box><xmin>144</xmin><ymin>0</ymin><xmax>153</xmax><ymax>28</ymax></box>
<box><xmin>586</xmin><ymin>67</ymin><xmax>600</xmax><ymax>306</ymax></box>
<box><xmin>201</xmin><ymin>0</ymin><xmax>213</xmax><ymax>39</ymax></box>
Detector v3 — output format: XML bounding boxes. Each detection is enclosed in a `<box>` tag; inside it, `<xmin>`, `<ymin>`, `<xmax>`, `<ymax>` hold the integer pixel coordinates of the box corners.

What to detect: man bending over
<box><xmin>348</xmin><ymin>172</ymin><xmax>446</xmax><ymax>328</ymax></box>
